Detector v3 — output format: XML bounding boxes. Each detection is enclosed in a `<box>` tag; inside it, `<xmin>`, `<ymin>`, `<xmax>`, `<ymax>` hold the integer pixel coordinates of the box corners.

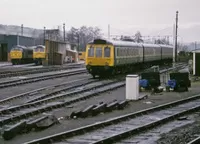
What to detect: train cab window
<box><xmin>104</xmin><ymin>47</ymin><xmax>110</xmax><ymax>57</ymax></box>
<box><xmin>88</xmin><ymin>47</ymin><xmax>94</xmax><ymax>57</ymax></box>
<box><xmin>79</xmin><ymin>53</ymin><xmax>82</xmax><ymax>56</ymax></box>
<box><xmin>95</xmin><ymin>47</ymin><xmax>102</xmax><ymax>57</ymax></box>
<box><xmin>40</xmin><ymin>48</ymin><xmax>45</xmax><ymax>52</ymax></box>
<box><xmin>34</xmin><ymin>48</ymin><xmax>40</xmax><ymax>52</ymax></box>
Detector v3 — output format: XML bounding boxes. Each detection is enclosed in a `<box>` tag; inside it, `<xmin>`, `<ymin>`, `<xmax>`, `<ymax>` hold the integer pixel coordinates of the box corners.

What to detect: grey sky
<box><xmin>1</xmin><ymin>0</ymin><xmax>200</xmax><ymax>41</ymax></box>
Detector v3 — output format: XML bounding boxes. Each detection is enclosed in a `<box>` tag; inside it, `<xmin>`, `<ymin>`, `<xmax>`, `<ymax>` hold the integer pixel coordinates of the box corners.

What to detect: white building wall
<box><xmin>192</xmin><ymin>50</ymin><xmax>200</xmax><ymax>75</ymax></box>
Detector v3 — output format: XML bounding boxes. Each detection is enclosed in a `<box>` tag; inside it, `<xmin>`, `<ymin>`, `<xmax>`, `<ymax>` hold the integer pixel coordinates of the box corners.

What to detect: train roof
<box><xmin>88</xmin><ymin>38</ymin><xmax>173</xmax><ymax>48</ymax></box>
<box><xmin>28</xmin><ymin>46</ymin><xmax>37</xmax><ymax>49</ymax></box>
<box><xmin>142</xmin><ymin>43</ymin><xmax>160</xmax><ymax>48</ymax></box>
<box><xmin>11</xmin><ymin>45</ymin><xmax>33</xmax><ymax>50</ymax></box>
<box><xmin>35</xmin><ymin>45</ymin><xmax>45</xmax><ymax>48</ymax></box>
<box><xmin>88</xmin><ymin>39</ymin><xmax>140</xmax><ymax>47</ymax></box>
<box><xmin>158</xmin><ymin>44</ymin><xmax>174</xmax><ymax>49</ymax></box>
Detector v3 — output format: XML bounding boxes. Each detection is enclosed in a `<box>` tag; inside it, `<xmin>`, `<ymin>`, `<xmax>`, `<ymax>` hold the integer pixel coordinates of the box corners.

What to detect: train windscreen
<box><xmin>95</xmin><ymin>47</ymin><xmax>102</xmax><ymax>57</ymax></box>
<box><xmin>88</xmin><ymin>47</ymin><xmax>94</xmax><ymax>57</ymax></box>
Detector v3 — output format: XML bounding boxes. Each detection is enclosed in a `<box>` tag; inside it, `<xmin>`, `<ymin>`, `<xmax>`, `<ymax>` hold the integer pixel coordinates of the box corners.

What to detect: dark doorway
<box><xmin>195</xmin><ymin>53</ymin><xmax>200</xmax><ymax>76</ymax></box>
<box><xmin>0</xmin><ymin>43</ymin><xmax>8</xmax><ymax>61</ymax></box>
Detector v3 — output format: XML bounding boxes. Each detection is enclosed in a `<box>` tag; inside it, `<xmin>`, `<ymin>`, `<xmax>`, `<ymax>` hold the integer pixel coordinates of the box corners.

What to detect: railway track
<box><xmin>0</xmin><ymin>79</ymin><xmax>125</xmax><ymax>126</ymax></box>
<box><xmin>0</xmin><ymin>68</ymin><xmax>87</xmax><ymax>89</ymax></box>
<box><xmin>187</xmin><ymin>135</ymin><xmax>200</xmax><ymax>144</ymax></box>
<box><xmin>24</xmin><ymin>93</ymin><xmax>200</xmax><ymax>144</ymax></box>
<box><xmin>0</xmin><ymin>63</ymin><xmax>83</xmax><ymax>78</ymax></box>
<box><xmin>0</xmin><ymin>63</ymin><xmax>186</xmax><ymax>108</ymax></box>
<box><xmin>0</xmin><ymin>64</ymin><xmax>186</xmax><ymax>133</ymax></box>
<box><xmin>0</xmin><ymin>64</ymin><xmax>186</xmax><ymax>142</ymax></box>
<box><xmin>0</xmin><ymin>76</ymin><xmax>94</xmax><ymax>106</ymax></box>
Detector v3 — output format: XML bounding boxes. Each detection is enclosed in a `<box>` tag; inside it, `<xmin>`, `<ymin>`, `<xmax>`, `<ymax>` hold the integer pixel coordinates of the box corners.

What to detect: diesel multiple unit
<box><xmin>85</xmin><ymin>39</ymin><xmax>173</xmax><ymax>78</ymax></box>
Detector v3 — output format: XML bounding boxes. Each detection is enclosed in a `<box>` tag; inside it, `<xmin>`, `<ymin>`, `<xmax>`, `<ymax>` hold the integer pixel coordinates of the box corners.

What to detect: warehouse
<box><xmin>0</xmin><ymin>34</ymin><xmax>43</xmax><ymax>62</ymax></box>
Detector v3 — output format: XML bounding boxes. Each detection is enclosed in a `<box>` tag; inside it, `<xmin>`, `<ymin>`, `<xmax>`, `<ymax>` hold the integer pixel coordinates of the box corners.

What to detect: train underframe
<box><xmin>11</xmin><ymin>58</ymin><xmax>34</xmax><ymax>65</ymax></box>
<box><xmin>34</xmin><ymin>58</ymin><xmax>43</xmax><ymax>65</ymax></box>
<box><xmin>86</xmin><ymin>58</ymin><xmax>173</xmax><ymax>79</ymax></box>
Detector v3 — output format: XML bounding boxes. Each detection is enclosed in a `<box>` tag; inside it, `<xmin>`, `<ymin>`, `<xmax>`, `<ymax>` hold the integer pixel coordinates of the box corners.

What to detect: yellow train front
<box><xmin>10</xmin><ymin>45</ymin><xmax>33</xmax><ymax>65</ymax></box>
<box><xmin>85</xmin><ymin>39</ymin><xmax>114</xmax><ymax>78</ymax></box>
<box><xmin>33</xmin><ymin>45</ymin><xmax>46</xmax><ymax>65</ymax></box>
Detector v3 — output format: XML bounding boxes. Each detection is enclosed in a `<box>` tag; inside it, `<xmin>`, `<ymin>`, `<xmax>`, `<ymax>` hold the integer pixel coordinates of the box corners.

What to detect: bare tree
<box><xmin>154</xmin><ymin>38</ymin><xmax>169</xmax><ymax>45</ymax></box>
<box><xmin>134</xmin><ymin>31</ymin><xmax>143</xmax><ymax>43</ymax></box>
<box><xmin>67</xmin><ymin>26</ymin><xmax>102</xmax><ymax>51</ymax></box>
<box><xmin>178</xmin><ymin>43</ymin><xmax>188</xmax><ymax>51</ymax></box>
<box><xmin>120</xmin><ymin>35</ymin><xmax>135</xmax><ymax>42</ymax></box>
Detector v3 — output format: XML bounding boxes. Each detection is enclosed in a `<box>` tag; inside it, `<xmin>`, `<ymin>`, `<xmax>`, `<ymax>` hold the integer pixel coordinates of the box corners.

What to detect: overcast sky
<box><xmin>1</xmin><ymin>0</ymin><xmax>200</xmax><ymax>41</ymax></box>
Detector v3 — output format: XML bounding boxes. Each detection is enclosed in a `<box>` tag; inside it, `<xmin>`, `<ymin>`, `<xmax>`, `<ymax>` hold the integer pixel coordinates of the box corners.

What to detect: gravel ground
<box><xmin>116</xmin><ymin>115</ymin><xmax>195</xmax><ymax>144</ymax></box>
<box><xmin>2</xmin><ymin>82</ymin><xmax>200</xmax><ymax>144</ymax></box>
<box><xmin>0</xmin><ymin>73</ymin><xmax>90</xmax><ymax>100</ymax></box>
<box><xmin>157</xmin><ymin>111</ymin><xmax>200</xmax><ymax>144</ymax></box>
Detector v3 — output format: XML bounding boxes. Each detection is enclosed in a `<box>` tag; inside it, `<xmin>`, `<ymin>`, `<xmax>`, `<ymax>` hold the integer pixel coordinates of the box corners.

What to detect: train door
<box><xmin>0</xmin><ymin>43</ymin><xmax>8</xmax><ymax>61</ymax></box>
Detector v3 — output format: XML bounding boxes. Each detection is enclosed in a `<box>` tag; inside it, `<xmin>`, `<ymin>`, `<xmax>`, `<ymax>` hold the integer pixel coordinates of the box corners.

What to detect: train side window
<box><xmin>96</xmin><ymin>47</ymin><xmax>102</xmax><ymax>57</ymax></box>
<box><xmin>88</xmin><ymin>47</ymin><xmax>94</xmax><ymax>57</ymax></box>
<box><xmin>117</xmin><ymin>48</ymin><xmax>120</xmax><ymax>57</ymax></box>
<box><xmin>104</xmin><ymin>47</ymin><xmax>110</xmax><ymax>57</ymax></box>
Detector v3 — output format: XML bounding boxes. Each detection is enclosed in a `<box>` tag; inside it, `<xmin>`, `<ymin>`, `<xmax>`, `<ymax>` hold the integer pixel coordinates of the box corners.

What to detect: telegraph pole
<box><xmin>77</xmin><ymin>33</ymin><xmax>80</xmax><ymax>54</ymax></box>
<box><xmin>195</xmin><ymin>41</ymin><xmax>197</xmax><ymax>50</ymax></box>
<box><xmin>43</xmin><ymin>27</ymin><xmax>46</xmax><ymax>45</ymax></box>
<box><xmin>21</xmin><ymin>24</ymin><xmax>23</xmax><ymax>36</ymax></box>
<box><xmin>63</xmin><ymin>23</ymin><xmax>65</xmax><ymax>42</ymax></box>
<box><xmin>108</xmin><ymin>24</ymin><xmax>110</xmax><ymax>39</ymax></box>
<box><xmin>175</xmin><ymin>11</ymin><xmax>179</xmax><ymax>62</ymax></box>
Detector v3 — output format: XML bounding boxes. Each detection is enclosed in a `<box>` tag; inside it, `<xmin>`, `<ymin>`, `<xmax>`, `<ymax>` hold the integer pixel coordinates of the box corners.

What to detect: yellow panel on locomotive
<box><xmin>10</xmin><ymin>45</ymin><xmax>33</xmax><ymax>65</ymax></box>
<box><xmin>10</xmin><ymin>47</ymin><xmax>23</xmax><ymax>59</ymax></box>
<box><xmin>33</xmin><ymin>45</ymin><xmax>46</xmax><ymax>65</ymax></box>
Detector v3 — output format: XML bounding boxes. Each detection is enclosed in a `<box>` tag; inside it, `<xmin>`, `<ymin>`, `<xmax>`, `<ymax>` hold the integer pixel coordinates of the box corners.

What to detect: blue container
<box><xmin>139</xmin><ymin>79</ymin><xmax>149</xmax><ymax>88</ymax></box>
<box><xmin>167</xmin><ymin>79</ymin><xmax>176</xmax><ymax>88</ymax></box>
